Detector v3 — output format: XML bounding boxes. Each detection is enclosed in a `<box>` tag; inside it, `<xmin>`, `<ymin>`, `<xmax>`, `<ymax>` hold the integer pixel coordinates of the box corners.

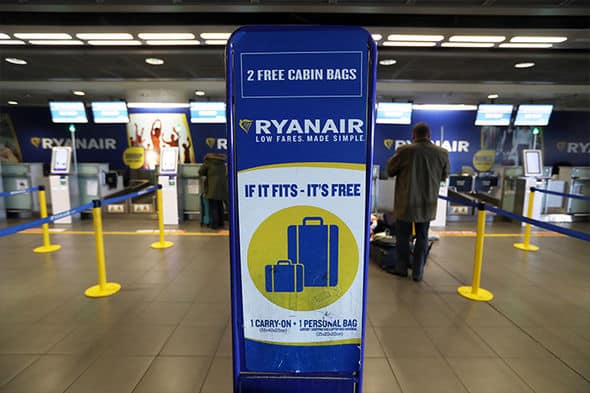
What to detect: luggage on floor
<box><xmin>287</xmin><ymin>216</ymin><xmax>338</xmax><ymax>287</ymax></box>
<box><xmin>265</xmin><ymin>260</ymin><xmax>304</xmax><ymax>293</ymax></box>
<box><xmin>370</xmin><ymin>232</ymin><xmax>435</xmax><ymax>273</ymax></box>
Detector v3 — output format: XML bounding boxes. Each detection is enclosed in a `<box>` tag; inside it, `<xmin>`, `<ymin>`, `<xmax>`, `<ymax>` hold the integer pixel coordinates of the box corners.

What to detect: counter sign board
<box><xmin>227</xmin><ymin>26</ymin><xmax>376</xmax><ymax>393</ymax></box>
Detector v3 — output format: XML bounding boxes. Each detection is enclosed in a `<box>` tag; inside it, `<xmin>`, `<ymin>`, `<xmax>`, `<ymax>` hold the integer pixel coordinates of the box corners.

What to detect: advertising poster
<box><xmin>127</xmin><ymin>113</ymin><xmax>194</xmax><ymax>168</ymax></box>
<box><xmin>0</xmin><ymin>114</ymin><xmax>22</xmax><ymax>163</ymax></box>
<box><xmin>228</xmin><ymin>26</ymin><xmax>375</xmax><ymax>383</ymax></box>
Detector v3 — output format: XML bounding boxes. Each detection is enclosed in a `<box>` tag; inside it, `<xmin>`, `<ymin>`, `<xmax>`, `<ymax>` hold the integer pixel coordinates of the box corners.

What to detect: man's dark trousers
<box><xmin>395</xmin><ymin>220</ymin><xmax>430</xmax><ymax>281</ymax></box>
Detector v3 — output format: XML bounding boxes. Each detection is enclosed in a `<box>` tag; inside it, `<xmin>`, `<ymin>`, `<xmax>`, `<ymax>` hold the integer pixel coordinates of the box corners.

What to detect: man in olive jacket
<box><xmin>199</xmin><ymin>153</ymin><xmax>228</xmax><ymax>229</ymax></box>
<box><xmin>387</xmin><ymin>122</ymin><xmax>450</xmax><ymax>281</ymax></box>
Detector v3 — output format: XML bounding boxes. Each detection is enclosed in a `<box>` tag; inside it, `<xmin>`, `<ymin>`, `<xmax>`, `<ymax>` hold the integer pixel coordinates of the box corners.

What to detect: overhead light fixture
<box><xmin>413</xmin><ymin>104</ymin><xmax>477</xmax><ymax>111</ymax></box>
<box><xmin>29</xmin><ymin>40</ymin><xmax>84</xmax><ymax>45</ymax></box>
<box><xmin>8</xmin><ymin>100</ymin><xmax>18</xmax><ymax>105</ymax></box>
<box><xmin>514</xmin><ymin>62</ymin><xmax>535</xmax><ymax>69</ymax></box>
<box><xmin>449</xmin><ymin>35</ymin><xmax>505</xmax><ymax>43</ymax></box>
<box><xmin>76</xmin><ymin>33</ymin><xmax>133</xmax><ymax>40</ymax></box>
<box><xmin>441</xmin><ymin>42</ymin><xmax>495</xmax><ymax>48</ymax></box>
<box><xmin>145</xmin><ymin>57</ymin><xmax>165</xmax><ymax>65</ymax></box>
<box><xmin>5</xmin><ymin>57</ymin><xmax>27</xmax><ymax>65</ymax></box>
<box><xmin>383</xmin><ymin>41</ymin><xmax>437</xmax><ymax>47</ymax></box>
<box><xmin>195</xmin><ymin>91</ymin><xmax>206</xmax><ymax>96</ymax></box>
<box><xmin>72</xmin><ymin>90</ymin><xmax>85</xmax><ymax>96</ymax></box>
<box><xmin>0</xmin><ymin>40</ymin><xmax>25</xmax><ymax>45</ymax></box>
<box><xmin>200</xmin><ymin>33</ymin><xmax>231</xmax><ymax>40</ymax></box>
<box><xmin>138</xmin><ymin>33</ymin><xmax>195</xmax><ymax>40</ymax></box>
<box><xmin>379</xmin><ymin>59</ymin><xmax>397</xmax><ymax>66</ymax></box>
<box><xmin>127</xmin><ymin>102</ymin><xmax>190</xmax><ymax>109</ymax></box>
<box><xmin>205</xmin><ymin>40</ymin><xmax>227</xmax><ymax>45</ymax></box>
<box><xmin>511</xmin><ymin>36</ymin><xmax>567</xmax><ymax>43</ymax></box>
<box><xmin>387</xmin><ymin>34</ymin><xmax>444</xmax><ymax>42</ymax></box>
<box><xmin>371</xmin><ymin>34</ymin><xmax>382</xmax><ymax>41</ymax></box>
<box><xmin>146</xmin><ymin>40</ymin><xmax>200</xmax><ymax>46</ymax></box>
<box><xmin>14</xmin><ymin>33</ymin><xmax>72</xmax><ymax>39</ymax></box>
<box><xmin>0</xmin><ymin>33</ymin><xmax>9</xmax><ymax>39</ymax></box>
<box><xmin>487</xmin><ymin>94</ymin><xmax>499</xmax><ymax>99</ymax></box>
<box><xmin>499</xmin><ymin>43</ymin><xmax>553</xmax><ymax>49</ymax></box>
<box><xmin>87</xmin><ymin>40</ymin><xmax>141</xmax><ymax>46</ymax></box>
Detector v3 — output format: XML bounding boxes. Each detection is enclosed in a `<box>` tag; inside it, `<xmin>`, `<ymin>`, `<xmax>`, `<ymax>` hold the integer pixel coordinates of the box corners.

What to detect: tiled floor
<box><xmin>0</xmin><ymin>216</ymin><xmax>589</xmax><ymax>393</ymax></box>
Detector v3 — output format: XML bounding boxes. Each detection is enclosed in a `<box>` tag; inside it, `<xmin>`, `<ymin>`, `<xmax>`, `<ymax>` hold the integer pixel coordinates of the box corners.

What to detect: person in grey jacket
<box><xmin>387</xmin><ymin>122</ymin><xmax>450</xmax><ymax>281</ymax></box>
<box><xmin>198</xmin><ymin>153</ymin><xmax>228</xmax><ymax>229</ymax></box>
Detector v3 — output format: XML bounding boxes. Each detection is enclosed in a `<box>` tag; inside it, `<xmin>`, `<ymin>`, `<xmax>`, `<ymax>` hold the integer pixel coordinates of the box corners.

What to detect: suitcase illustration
<box><xmin>265</xmin><ymin>260</ymin><xmax>304</xmax><ymax>293</ymax></box>
<box><xmin>287</xmin><ymin>216</ymin><xmax>339</xmax><ymax>287</ymax></box>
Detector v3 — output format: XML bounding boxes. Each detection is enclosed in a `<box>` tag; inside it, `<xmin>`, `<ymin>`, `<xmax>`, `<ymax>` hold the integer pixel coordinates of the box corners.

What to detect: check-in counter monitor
<box><xmin>158</xmin><ymin>147</ymin><xmax>180</xmax><ymax>225</ymax></box>
<box><xmin>448</xmin><ymin>174</ymin><xmax>474</xmax><ymax>193</ymax></box>
<box><xmin>474</xmin><ymin>174</ymin><xmax>499</xmax><ymax>194</ymax></box>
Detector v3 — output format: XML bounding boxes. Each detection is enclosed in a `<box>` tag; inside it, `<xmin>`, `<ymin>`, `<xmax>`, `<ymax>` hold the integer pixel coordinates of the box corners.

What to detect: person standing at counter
<box><xmin>198</xmin><ymin>153</ymin><xmax>228</xmax><ymax>230</ymax></box>
<box><xmin>386</xmin><ymin>122</ymin><xmax>450</xmax><ymax>282</ymax></box>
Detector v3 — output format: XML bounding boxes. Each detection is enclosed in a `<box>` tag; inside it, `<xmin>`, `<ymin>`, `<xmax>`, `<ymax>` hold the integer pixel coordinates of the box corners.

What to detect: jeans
<box><xmin>395</xmin><ymin>220</ymin><xmax>430</xmax><ymax>280</ymax></box>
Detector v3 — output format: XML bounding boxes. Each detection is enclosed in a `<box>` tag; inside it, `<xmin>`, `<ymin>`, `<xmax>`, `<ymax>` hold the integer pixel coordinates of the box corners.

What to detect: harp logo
<box><xmin>206</xmin><ymin>138</ymin><xmax>216</xmax><ymax>148</ymax></box>
<box><xmin>239</xmin><ymin>119</ymin><xmax>253</xmax><ymax>133</ymax></box>
<box><xmin>383</xmin><ymin>139</ymin><xmax>394</xmax><ymax>150</ymax></box>
<box><xmin>30</xmin><ymin>137</ymin><xmax>41</xmax><ymax>148</ymax></box>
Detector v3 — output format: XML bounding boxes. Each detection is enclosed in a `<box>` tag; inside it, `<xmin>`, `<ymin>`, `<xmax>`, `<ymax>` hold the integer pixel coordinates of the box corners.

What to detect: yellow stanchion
<box><xmin>514</xmin><ymin>188</ymin><xmax>540</xmax><ymax>252</ymax></box>
<box><xmin>85</xmin><ymin>200</ymin><xmax>121</xmax><ymax>298</ymax></box>
<box><xmin>33</xmin><ymin>186</ymin><xmax>61</xmax><ymax>253</ymax></box>
<box><xmin>151</xmin><ymin>187</ymin><xmax>173</xmax><ymax>249</ymax></box>
<box><xmin>458</xmin><ymin>203</ymin><xmax>494</xmax><ymax>302</ymax></box>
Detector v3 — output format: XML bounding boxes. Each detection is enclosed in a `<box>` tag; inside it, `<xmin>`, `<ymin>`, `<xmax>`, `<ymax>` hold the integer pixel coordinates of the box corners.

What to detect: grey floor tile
<box><xmin>505</xmin><ymin>355</ymin><xmax>590</xmax><ymax>393</ymax></box>
<box><xmin>388</xmin><ymin>357</ymin><xmax>468</xmax><ymax>393</ymax></box>
<box><xmin>363</xmin><ymin>357</ymin><xmax>402</xmax><ymax>393</ymax></box>
<box><xmin>367</xmin><ymin>303</ymin><xmax>420</xmax><ymax>327</ymax></box>
<box><xmin>476</xmin><ymin>326</ymin><xmax>552</xmax><ymax>358</ymax></box>
<box><xmin>364</xmin><ymin>326</ymin><xmax>386</xmax><ymax>358</ymax></box>
<box><xmin>123</xmin><ymin>301</ymin><xmax>192</xmax><ymax>325</ymax></box>
<box><xmin>199</xmin><ymin>356</ymin><xmax>232</xmax><ymax>393</ymax></box>
<box><xmin>0</xmin><ymin>324</ymin><xmax>73</xmax><ymax>354</ymax></box>
<box><xmin>374</xmin><ymin>327</ymin><xmax>441</xmax><ymax>358</ymax></box>
<box><xmin>215</xmin><ymin>327</ymin><xmax>232</xmax><ymax>357</ymax></box>
<box><xmin>161</xmin><ymin>326</ymin><xmax>224</xmax><ymax>356</ymax></box>
<box><xmin>65</xmin><ymin>355</ymin><xmax>153</xmax><ymax>393</ymax></box>
<box><xmin>0</xmin><ymin>354</ymin><xmax>97</xmax><ymax>393</ymax></box>
<box><xmin>181</xmin><ymin>302</ymin><xmax>230</xmax><ymax>327</ymax></box>
<box><xmin>100</xmin><ymin>325</ymin><xmax>175</xmax><ymax>355</ymax></box>
<box><xmin>0</xmin><ymin>355</ymin><xmax>38</xmax><ymax>387</ymax></box>
<box><xmin>447</xmin><ymin>357</ymin><xmax>534</xmax><ymax>393</ymax></box>
<box><xmin>425</xmin><ymin>326</ymin><xmax>496</xmax><ymax>357</ymax></box>
<box><xmin>47</xmin><ymin>325</ymin><xmax>111</xmax><ymax>355</ymax></box>
<box><xmin>133</xmin><ymin>356</ymin><xmax>212</xmax><ymax>393</ymax></box>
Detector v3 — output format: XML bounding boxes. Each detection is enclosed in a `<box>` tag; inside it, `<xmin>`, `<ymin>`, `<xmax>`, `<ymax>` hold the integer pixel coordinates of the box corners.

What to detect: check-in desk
<box><xmin>78</xmin><ymin>163</ymin><xmax>124</xmax><ymax>205</ymax></box>
<box><xmin>179</xmin><ymin>163</ymin><xmax>203</xmax><ymax>219</ymax></box>
<box><xmin>1</xmin><ymin>162</ymin><xmax>43</xmax><ymax>216</ymax></box>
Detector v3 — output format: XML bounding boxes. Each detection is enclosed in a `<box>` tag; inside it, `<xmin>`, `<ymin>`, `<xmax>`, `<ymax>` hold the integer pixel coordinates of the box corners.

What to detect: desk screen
<box><xmin>49</xmin><ymin>102</ymin><xmax>88</xmax><ymax>123</ymax></box>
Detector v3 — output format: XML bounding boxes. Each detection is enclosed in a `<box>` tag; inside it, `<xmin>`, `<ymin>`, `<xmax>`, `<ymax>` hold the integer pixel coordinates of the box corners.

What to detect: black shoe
<box><xmin>385</xmin><ymin>267</ymin><xmax>408</xmax><ymax>278</ymax></box>
<box><xmin>412</xmin><ymin>276</ymin><xmax>423</xmax><ymax>282</ymax></box>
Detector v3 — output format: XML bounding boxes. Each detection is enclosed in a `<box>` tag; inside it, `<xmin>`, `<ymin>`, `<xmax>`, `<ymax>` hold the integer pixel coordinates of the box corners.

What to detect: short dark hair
<box><xmin>413</xmin><ymin>122</ymin><xmax>430</xmax><ymax>138</ymax></box>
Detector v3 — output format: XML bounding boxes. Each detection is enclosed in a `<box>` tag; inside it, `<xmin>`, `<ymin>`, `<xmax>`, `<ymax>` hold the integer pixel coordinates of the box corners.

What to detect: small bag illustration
<box><xmin>265</xmin><ymin>260</ymin><xmax>304</xmax><ymax>293</ymax></box>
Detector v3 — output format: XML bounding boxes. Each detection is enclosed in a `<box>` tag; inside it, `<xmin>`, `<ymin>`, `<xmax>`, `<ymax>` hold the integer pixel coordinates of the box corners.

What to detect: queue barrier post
<box><xmin>458</xmin><ymin>202</ymin><xmax>494</xmax><ymax>302</ymax></box>
<box><xmin>85</xmin><ymin>199</ymin><xmax>121</xmax><ymax>298</ymax></box>
<box><xmin>514</xmin><ymin>187</ymin><xmax>540</xmax><ymax>252</ymax></box>
<box><xmin>33</xmin><ymin>186</ymin><xmax>61</xmax><ymax>253</ymax></box>
<box><xmin>151</xmin><ymin>184</ymin><xmax>173</xmax><ymax>249</ymax></box>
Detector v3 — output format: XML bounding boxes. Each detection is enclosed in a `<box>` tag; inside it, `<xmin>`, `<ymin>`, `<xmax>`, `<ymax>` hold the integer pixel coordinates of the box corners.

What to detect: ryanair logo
<box><xmin>205</xmin><ymin>138</ymin><xmax>216</xmax><ymax>148</ymax></box>
<box><xmin>239</xmin><ymin>119</ymin><xmax>253</xmax><ymax>133</ymax></box>
<box><xmin>30</xmin><ymin>137</ymin><xmax>40</xmax><ymax>148</ymax></box>
<box><xmin>384</xmin><ymin>139</ymin><xmax>394</xmax><ymax>150</ymax></box>
<box><xmin>29</xmin><ymin>137</ymin><xmax>117</xmax><ymax>150</ymax></box>
<box><xmin>557</xmin><ymin>141</ymin><xmax>590</xmax><ymax>153</ymax></box>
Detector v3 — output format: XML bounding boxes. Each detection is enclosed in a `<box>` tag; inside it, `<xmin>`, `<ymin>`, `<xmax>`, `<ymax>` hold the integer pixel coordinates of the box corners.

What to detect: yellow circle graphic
<box><xmin>248</xmin><ymin>205</ymin><xmax>359</xmax><ymax>311</ymax></box>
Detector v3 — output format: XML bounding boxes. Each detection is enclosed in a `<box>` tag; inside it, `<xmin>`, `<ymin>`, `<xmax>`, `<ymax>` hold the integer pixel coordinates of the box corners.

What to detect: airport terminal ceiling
<box><xmin>0</xmin><ymin>0</ymin><xmax>588</xmax><ymax>108</ymax></box>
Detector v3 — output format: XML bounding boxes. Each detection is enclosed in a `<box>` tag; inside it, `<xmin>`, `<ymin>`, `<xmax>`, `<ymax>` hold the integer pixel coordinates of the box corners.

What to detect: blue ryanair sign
<box><xmin>227</xmin><ymin>26</ymin><xmax>376</xmax><ymax>393</ymax></box>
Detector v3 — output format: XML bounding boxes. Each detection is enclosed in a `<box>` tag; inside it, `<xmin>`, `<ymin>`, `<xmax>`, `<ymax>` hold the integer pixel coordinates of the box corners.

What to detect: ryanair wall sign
<box><xmin>227</xmin><ymin>26</ymin><xmax>376</xmax><ymax>393</ymax></box>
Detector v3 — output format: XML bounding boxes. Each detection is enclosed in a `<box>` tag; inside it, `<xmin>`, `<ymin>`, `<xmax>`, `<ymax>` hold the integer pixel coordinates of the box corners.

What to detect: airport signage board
<box><xmin>475</xmin><ymin>104</ymin><xmax>513</xmax><ymax>126</ymax></box>
<box><xmin>49</xmin><ymin>101</ymin><xmax>88</xmax><ymax>123</ymax></box>
<box><xmin>91</xmin><ymin>101</ymin><xmax>129</xmax><ymax>124</ymax></box>
<box><xmin>227</xmin><ymin>26</ymin><xmax>376</xmax><ymax>392</ymax></box>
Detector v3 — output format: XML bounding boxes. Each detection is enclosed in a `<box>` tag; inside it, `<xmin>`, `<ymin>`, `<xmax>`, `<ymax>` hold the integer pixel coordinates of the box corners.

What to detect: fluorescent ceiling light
<box><xmin>200</xmin><ymin>33</ymin><xmax>231</xmax><ymax>40</ymax></box>
<box><xmin>8</xmin><ymin>100</ymin><xmax>18</xmax><ymax>105</ymax></box>
<box><xmin>387</xmin><ymin>34</ymin><xmax>443</xmax><ymax>42</ymax></box>
<box><xmin>379</xmin><ymin>59</ymin><xmax>397</xmax><ymax>66</ymax></box>
<box><xmin>76</xmin><ymin>33</ymin><xmax>133</xmax><ymax>40</ymax></box>
<box><xmin>488</xmin><ymin>94</ymin><xmax>499</xmax><ymax>99</ymax></box>
<box><xmin>146</xmin><ymin>40</ymin><xmax>200</xmax><ymax>46</ymax></box>
<box><xmin>127</xmin><ymin>102</ymin><xmax>190</xmax><ymax>109</ymax></box>
<box><xmin>0</xmin><ymin>33</ymin><xmax>9</xmax><ymax>39</ymax></box>
<box><xmin>88</xmin><ymin>40</ymin><xmax>141</xmax><ymax>46</ymax></box>
<box><xmin>145</xmin><ymin>57</ymin><xmax>164</xmax><ymax>65</ymax></box>
<box><xmin>205</xmin><ymin>40</ymin><xmax>227</xmax><ymax>45</ymax></box>
<box><xmin>514</xmin><ymin>62</ymin><xmax>535</xmax><ymax>69</ymax></box>
<box><xmin>500</xmin><ymin>43</ymin><xmax>553</xmax><ymax>49</ymax></box>
<box><xmin>0</xmin><ymin>40</ymin><xmax>25</xmax><ymax>45</ymax></box>
<box><xmin>413</xmin><ymin>104</ymin><xmax>477</xmax><ymax>111</ymax></box>
<box><xmin>72</xmin><ymin>90</ymin><xmax>85</xmax><ymax>96</ymax></box>
<box><xmin>29</xmin><ymin>40</ymin><xmax>84</xmax><ymax>45</ymax></box>
<box><xmin>371</xmin><ymin>34</ymin><xmax>382</xmax><ymax>41</ymax></box>
<box><xmin>5</xmin><ymin>57</ymin><xmax>27</xmax><ymax>65</ymax></box>
<box><xmin>441</xmin><ymin>42</ymin><xmax>495</xmax><ymax>48</ymax></box>
<box><xmin>195</xmin><ymin>91</ymin><xmax>206</xmax><ymax>96</ymax></box>
<box><xmin>511</xmin><ymin>36</ymin><xmax>567</xmax><ymax>43</ymax></box>
<box><xmin>139</xmin><ymin>33</ymin><xmax>195</xmax><ymax>40</ymax></box>
<box><xmin>383</xmin><ymin>41</ymin><xmax>436</xmax><ymax>47</ymax></box>
<box><xmin>14</xmin><ymin>33</ymin><xmax>72</xmax><ymax>39</ymax></box>
<box><xmin>449</xmin><ymin>35</ymin><xmax>505</xmax><ymax>43</ymax></box>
